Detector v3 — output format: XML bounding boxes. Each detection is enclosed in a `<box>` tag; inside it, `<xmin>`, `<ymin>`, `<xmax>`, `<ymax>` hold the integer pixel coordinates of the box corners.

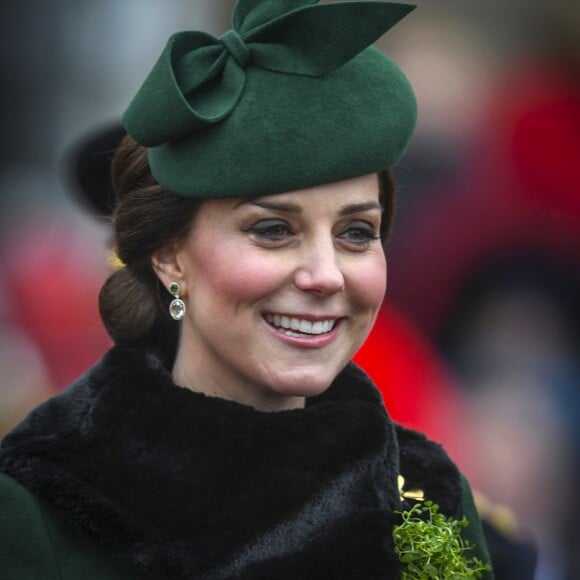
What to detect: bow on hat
<box><xmin>123</xmin><ymin>0</ymin><xmax>415</xmax><ymax>148</ymax></box>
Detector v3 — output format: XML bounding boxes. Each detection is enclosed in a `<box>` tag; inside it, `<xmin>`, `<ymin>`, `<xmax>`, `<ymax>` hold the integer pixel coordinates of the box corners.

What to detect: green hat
<box><xmin>123</xmin><ymin>0</ymin><xmax>417</xmax><ymax>199</ymax></box>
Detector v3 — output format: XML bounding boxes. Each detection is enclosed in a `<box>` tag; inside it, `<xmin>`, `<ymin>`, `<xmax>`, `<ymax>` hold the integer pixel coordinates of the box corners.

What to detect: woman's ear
<box><xmin>151</xmin><ymin>242</ymin><xmax>186</xmax><ymax>294</ymax></box>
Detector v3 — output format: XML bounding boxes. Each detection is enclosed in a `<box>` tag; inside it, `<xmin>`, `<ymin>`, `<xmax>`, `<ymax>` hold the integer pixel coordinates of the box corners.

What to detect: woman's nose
<box><xmin>293</xmin><ymin>238</ymin><xmax>345</xmax><ymax>296</ymax></box>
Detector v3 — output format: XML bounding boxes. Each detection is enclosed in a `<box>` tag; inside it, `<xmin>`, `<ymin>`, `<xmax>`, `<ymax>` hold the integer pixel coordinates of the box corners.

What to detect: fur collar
<box><xmin>0</xmin><ymin>343</ymin><xmax>460</xmax><ymax>579</ymax></box>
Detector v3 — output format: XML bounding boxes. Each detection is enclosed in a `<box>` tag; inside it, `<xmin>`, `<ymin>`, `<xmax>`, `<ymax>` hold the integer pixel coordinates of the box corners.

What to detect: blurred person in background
<box><xmin>440</xmin><ymin>254</ymin><xmax>580</xmax><ymax>580</ymax></box>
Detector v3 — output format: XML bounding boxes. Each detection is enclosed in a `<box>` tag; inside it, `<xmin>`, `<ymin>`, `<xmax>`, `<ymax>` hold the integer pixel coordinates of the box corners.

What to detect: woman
<box><xmin>0</xmin><ymin>1</ymin><xmax>492</xmax><ymax>578</ymax></box>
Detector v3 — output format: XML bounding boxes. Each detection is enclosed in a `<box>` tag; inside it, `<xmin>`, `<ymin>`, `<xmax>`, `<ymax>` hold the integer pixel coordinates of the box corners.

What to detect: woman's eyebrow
<box><xmin>338</xmin><ymin>201</ymin><xmax>383</xmax><ymax>215</ymax></box>
<box><xmin>234</xmin><ymin>199</ymin><xmax>303</xmax><ymax>213</ymax></box>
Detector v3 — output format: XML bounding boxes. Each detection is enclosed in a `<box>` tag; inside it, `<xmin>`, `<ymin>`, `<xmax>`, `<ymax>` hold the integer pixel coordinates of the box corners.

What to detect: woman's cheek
<box><xmin>211</xmin><ymin>250</ymin><xmax>290</xmax><ymax>300</ymax></box>
<box><xmin>352</xmin><ymin>254</ymin><xmax>387</xmax><ymax>310</ymax></box>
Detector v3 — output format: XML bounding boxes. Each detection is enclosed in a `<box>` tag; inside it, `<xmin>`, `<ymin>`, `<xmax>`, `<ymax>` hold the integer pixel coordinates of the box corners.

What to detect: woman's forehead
<box><xmin>234</xmin><ymin>173</ymin><xmax>381</xmax><ymax>207</ymax></box>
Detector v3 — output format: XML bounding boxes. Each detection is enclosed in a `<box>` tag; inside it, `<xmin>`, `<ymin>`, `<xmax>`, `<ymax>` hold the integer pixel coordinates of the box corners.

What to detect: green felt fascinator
<box><xmin>123</xmin><ymin>0</ymin><xmax>417</xmax><ymax>199</ymax></box>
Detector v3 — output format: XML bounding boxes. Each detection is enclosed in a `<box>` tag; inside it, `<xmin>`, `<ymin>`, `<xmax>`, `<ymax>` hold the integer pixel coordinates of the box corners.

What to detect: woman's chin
<box><xmin>262</xmin><ymin>370</ymin><xmax>337</xmax><ymax>400</ymax></box>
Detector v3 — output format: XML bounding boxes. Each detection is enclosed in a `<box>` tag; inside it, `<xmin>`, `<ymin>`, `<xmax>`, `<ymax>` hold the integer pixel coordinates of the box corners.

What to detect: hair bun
<box><xmin>99</xmin><ymin>267</ymin><xmax>158</xmax><ymax>344</ymax></box>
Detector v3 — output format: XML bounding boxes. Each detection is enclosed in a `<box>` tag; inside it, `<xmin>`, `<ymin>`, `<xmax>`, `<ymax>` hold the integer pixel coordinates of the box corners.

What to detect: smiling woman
<box><xmin>0</xmin><ymin>1</ymin><xmax>492</xmax><ymax>578</ymax></box>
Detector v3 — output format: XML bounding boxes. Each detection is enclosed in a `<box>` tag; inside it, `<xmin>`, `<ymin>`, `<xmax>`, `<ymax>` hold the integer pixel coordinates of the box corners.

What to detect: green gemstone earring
<box><xmin>168</xmin><ymin>282</ymin><xmax>186</xmax><ymax>321</ymax></box>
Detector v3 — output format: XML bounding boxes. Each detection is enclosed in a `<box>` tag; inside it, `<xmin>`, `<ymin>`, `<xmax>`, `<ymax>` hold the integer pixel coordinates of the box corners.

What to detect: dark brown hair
<box><xmin>99</xmin><ymin>136</ymin><xmax>396</xmax><ymax>346</ymax></box>
<box><xmin>99</xmin><ymin>136</ymin><xmax>201</xmax><ymax>346</ymax></box>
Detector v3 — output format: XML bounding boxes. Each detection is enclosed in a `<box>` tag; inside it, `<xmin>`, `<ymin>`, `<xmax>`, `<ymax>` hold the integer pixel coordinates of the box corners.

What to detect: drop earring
<box><xmin>168</xmin><ymin>282</ymin><xmax>186</xmax><ymax>321</ymax></box>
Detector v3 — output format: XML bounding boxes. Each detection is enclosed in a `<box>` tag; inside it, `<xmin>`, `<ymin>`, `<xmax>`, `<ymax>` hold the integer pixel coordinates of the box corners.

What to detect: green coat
<box><xmin>0</xmin><ymin>473</ymin><xmax>144</xmax><ymax>579</ymax></box>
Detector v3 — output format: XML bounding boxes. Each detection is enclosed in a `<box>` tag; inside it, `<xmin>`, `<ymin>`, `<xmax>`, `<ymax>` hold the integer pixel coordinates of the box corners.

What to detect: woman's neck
<box><xmin>171</xmin><ymin>344</ymin><xmax>305</xmax><ymax>413</ymax></box>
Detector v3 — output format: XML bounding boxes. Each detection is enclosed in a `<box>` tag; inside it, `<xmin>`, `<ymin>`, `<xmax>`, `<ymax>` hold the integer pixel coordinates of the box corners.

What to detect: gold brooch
<box><xmin>398</xmin><ymin>475</ymin><xmax>425</xmax><ymax>503</ymax></box>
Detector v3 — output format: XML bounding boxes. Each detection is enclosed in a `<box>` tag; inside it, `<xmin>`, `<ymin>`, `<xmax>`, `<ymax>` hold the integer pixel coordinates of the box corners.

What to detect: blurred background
<box><xmin>0</xmin><ymin>1</ymin><xmax>578</xmax><ymax>578</ymax></box>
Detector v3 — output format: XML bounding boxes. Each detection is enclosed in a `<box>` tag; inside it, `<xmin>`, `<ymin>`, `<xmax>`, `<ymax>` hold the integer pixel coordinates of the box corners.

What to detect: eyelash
<box><xmin>247</xmin><ymin>220</ymin><xmax>293</xmax><ymax>242</ymax></box>
<box><xmin>247</xmin><ymin>220</ymin><xmax>380</xmax><ymax>248</ymax></box>
<box><xmin>339</xmin><ymin>224</ymin><xmax>381</xmax><ymax>247</ymax></box>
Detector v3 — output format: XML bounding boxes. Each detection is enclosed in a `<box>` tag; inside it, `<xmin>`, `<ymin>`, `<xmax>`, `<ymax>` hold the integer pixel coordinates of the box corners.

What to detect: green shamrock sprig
<box><xmin>393</xmin><ymin>501</ymin><xmax>491</xmax><ymax>579</ymax></box>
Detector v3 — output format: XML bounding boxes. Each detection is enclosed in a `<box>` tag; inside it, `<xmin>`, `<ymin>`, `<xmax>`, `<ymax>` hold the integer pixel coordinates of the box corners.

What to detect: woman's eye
<box><xmin>248</xmin><ymin>220</ymin><xmax>293</xmax><ymax>242</ymax></box>
<box><xmin>338</xmin><ymin>223</ymin><xmax>380</xmax><ymax>247</ymax></box>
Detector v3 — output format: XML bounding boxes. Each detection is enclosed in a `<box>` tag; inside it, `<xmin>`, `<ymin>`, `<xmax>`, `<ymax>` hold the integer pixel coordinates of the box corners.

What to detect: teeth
<box><xmin>264</xmin><ymin>314</ymin><xmax>336</xmax><ymax>335</ymax></box>
<box><xmin>312</xmin><ymin>321</ymin><xmax>324</xmax><ymax>334</ymax></box>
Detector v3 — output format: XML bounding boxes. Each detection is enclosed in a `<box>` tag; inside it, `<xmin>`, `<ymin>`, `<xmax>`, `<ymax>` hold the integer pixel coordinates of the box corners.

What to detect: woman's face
<box><xmin>160</xmin><ymin>173</ymin><xmax>387</xmax><ymax>410</ymax></box>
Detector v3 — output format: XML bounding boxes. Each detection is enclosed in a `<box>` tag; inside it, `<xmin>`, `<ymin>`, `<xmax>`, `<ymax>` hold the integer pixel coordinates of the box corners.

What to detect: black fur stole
<box><xmin>0</xmin><ymin>343</ymin><xmax>460</xmax><ymax>579</ymax></box>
